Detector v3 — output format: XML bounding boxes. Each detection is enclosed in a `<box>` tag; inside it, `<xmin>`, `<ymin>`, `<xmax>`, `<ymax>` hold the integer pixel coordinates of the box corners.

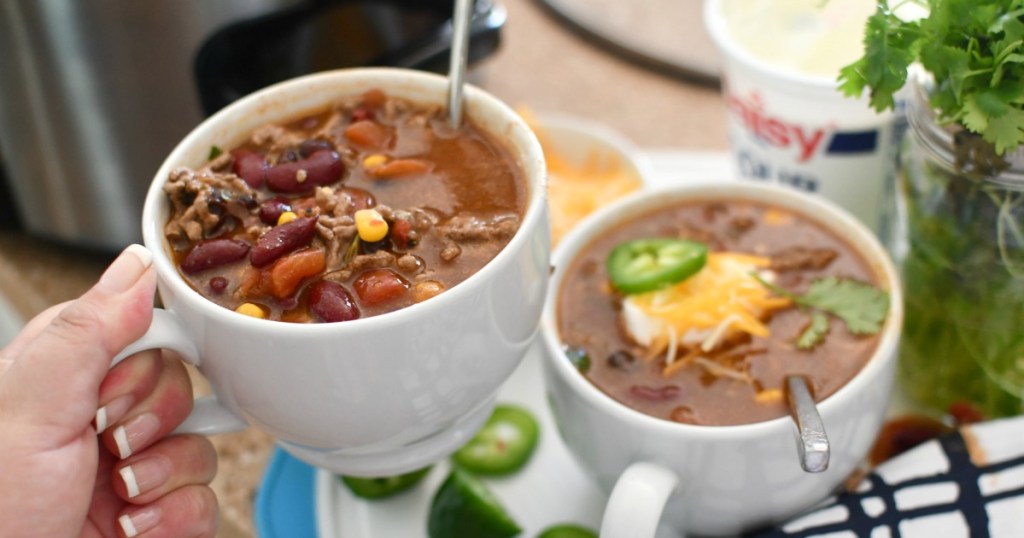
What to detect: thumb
<box><xmin>0</xmin><ymin>245</ymin><xmax>157</xmax><ymax>439</ymax></box>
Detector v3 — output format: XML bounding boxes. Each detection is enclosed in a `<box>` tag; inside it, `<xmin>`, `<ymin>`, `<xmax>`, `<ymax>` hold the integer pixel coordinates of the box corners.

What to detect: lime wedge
<box><xmin>427</xmin><ymin>468</ymin><xmax>521</xmax><ymax>538</ymax></box>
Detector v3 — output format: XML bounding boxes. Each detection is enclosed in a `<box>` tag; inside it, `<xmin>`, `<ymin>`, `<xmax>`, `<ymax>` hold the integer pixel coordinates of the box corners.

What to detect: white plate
<box><xmin>315</xmin><ymin>339</ymin><xmax>608</xmax><ymax>537</ymax></box>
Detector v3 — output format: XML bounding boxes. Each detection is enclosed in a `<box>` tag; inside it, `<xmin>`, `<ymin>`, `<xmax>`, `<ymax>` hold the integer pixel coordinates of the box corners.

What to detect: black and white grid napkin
<box><xmin>751</xmin><ymin>416</ymin><xmax>1024</xmax><ymax>537</ymax></box>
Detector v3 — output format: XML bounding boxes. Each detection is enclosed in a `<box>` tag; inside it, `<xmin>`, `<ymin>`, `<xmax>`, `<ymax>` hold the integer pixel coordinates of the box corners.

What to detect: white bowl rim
<box><xmin>530</xmin><ymin>111</ymin><xmax>652</xmax><ymax>186</ymax></box>
<box><xmin>142</xmin><ymin>67</ymin><xmax>547</xmax><ymax>336</ymax></box>
<box><xmin>540</xmin><ymin>179</ymin><xmax>904</xmax><ymax>439</ymax></box>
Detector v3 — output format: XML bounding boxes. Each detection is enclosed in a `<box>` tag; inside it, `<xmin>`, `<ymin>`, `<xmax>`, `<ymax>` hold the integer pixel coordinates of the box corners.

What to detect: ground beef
<box><xmin>440</xmin><ymin>214</ymin><xmax>519</xmax><ymax>242</ymax></box>
<box><xmin>315</xmin><ymin>186</ymin><xmax>351</xmax><ymax>217</ymax></box>
<box><xmin>164</xmin><ymin>167</ymin><xmax>256</xmax><ymax>246</ymax></box>
<box><xmin>325</xmin><ymin>250</ymin><xmax>396</xmax><ymax>282</ymax></box>
<box><xmin>316</xmin><ymin>214</ymin><xmax>357</xmax><ymax>268</ymax></box>
<box><xmin>381</xmin><ymin>98</ymin><xmax>410</xmax><ymax>123</ymax></box>
<box><xmin>396</xmin><ymin>254</ymin><xmax>422</xmax><ymax>273</ymax></box>
<box><xmin>207</xmin><ymin>151</ymin><xmax>232</xmax><ymax>172</ymax></box>
<box><xmin>440</xmin><ymin>241</ymin><xmax>462</xmax><ymax>262</ymax></box>
<box><xmin>678</xmin><ymin>222</ymin><xmax>721</xmax><ymax>249</ymax></box>
<box><xmin>729</xmin><ymin>216</ymin><xmax>755</xmax><ymax>234</ymax></box>
<box><xmin>407</xmin><ymin>208</ymin><xmax>437</xmax><ymax>231</ymax></box>
<box><xmin>249</xmin><ymin>124</ymin><xmax>304</xmax><ymax>158</ymax></box>
<box><xmin>770</xmin><ymin>247</ymin><xmax>838</xmax><ymax>272</ymax></box>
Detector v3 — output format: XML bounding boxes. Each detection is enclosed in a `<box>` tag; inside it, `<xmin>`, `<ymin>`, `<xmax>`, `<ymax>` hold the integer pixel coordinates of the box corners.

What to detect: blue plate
<box><xmin>254</xmin><ymin>448</ymin><xmax>319</xmax><ymax>538</ymax></box>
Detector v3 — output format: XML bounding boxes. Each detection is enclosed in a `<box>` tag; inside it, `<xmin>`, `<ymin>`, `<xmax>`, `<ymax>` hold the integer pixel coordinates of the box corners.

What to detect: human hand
<box><xmin>0</xmin><ymin>245</ymin><xmax>218</xmax><ymax>537</ymax></box>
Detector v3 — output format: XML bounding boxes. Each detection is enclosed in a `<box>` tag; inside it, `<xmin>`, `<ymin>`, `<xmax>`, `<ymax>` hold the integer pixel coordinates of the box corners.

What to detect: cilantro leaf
<box><xmin>838</xmin><ymin>6</ymin><xmax>920</xmax><ymax>112</ymax></box>
<box><xmin>796</xmin><ymin>277</ymin><xmax>890</xmax><ymax>335</ymax></box>
<box><xmin>988</xmin><ymin>107</ymin><xmax>1024</xmax><ymax>154</ymax></box>
<box><xmin>754</xmin><ymin>275</ymin><xmax>890</xmax><ymax>337</ymax></box>
<box><xmin>797</xmin><ymin>311</ymin><xmax>830</xmax><ymax>350</ymax></box>
<box><xmin>841</xmin><ymin>0</ymin><xmax>1024</xmax><ymax>153</ymax></box>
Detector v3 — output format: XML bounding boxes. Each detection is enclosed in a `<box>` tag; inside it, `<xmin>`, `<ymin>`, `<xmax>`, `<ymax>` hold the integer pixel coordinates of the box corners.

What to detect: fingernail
<box><xmin>118</xmin><ymin>457</ymin><xmax>170</xmax><ymax>498</ymax></box>
<box><xmin>112</xmin><ymin>412</ymin><xmax>161</xmax><ymax>459</ymax></box>
<box><xmin>94</xmin><ymin>394</ymin><xmax>134</xmax><ymax>434</ymax></box>
<box><xmin>118</xmin><ymin>506</ymin><xmax>161</xmax><ymax>538</ymax></box>
<box><xmin>97</xmin><ymin>244</ymin><xmax>153</xmax><ymax>293</ymax></box>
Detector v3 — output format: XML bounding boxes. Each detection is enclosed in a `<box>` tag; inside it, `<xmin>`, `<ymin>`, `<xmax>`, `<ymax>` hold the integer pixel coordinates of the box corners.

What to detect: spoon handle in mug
<box><xmin>601</xmin><ymin>461</ymin><xmax>680</xmax><ymax>538</ymax></box>
<box><xmin>111</xmin><ymin>308</ymin><xmax>248</xmax><ymax>436</ymax></box>
<box><xmin>786</xmin><ymin>375</ymin><xmax>830</xmax><ymax>473</ymax></box>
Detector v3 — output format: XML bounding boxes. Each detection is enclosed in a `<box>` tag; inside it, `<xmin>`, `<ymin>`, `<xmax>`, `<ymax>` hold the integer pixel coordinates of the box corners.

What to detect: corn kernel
<box><xmin>362</xmin><ymin>154</ymin><xmax>388</xmax><ymax>170</ymax></box>
<box><xmin>277</xmin><ymin>211</ymin><xmax>298</xmax><ymax>225</ymax></box>
<box><xmin>235</xmin><ymin>302</ymin><xmax>266</xmax><ymax>319</ymax></box>
<box><xmin>355</xmin><ymin>208</ymin><xmax>389</xmax><ymax>242</ymax></box>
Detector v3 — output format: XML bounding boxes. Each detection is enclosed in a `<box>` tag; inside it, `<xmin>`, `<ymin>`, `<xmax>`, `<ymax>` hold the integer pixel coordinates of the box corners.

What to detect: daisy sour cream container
<box><xmin>704</xmin><ymin>0</ymin><xmax>903</xmax><ymax>233</ymax></box>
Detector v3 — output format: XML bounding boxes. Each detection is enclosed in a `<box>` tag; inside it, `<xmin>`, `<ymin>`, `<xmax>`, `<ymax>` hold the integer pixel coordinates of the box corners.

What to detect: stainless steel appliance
<box><xmin>0</xmin><ymin>0</ymin><xmax>504</xmax><ymax>250</ymax></box>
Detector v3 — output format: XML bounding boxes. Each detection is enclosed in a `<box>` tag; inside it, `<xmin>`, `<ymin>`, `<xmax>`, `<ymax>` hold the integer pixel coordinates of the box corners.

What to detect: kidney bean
<box><xmin>266</xmin><ymin>150</ymin><xmax>344</xmax><ymax>193</ymax></box>
<box><xmin>361</xmin><ymin>237</ymin><xmax>391</xmax><ymax>254</ymax></box>
<box><xmin>309</xmin><ymin>280</ymin><xmax>361</xmax><ymax>322</ymax></box>
<box><xmin>231</xmin><ymin>149</ymin><xmax>269</xmax><ymax>189</ymax></box>
<box><xmin>181</xmin><ymin>239</ymin><xmax>250</xmax><ymax>274</ymax></box>
<box><xmin>389</xmin><ymin>218</ymin><xmax>417</xmax><ymax>250</ymax></box>
<box><xmin>298</xmin><ymin>139</ymin><xmax>335</xmax><ymax>158</ymax></box>
<box><xmin>250</xmin><ymin>216</ymin><xmax>317</xmax><ymax>267</ymax></box>
<box><xmin>259</xmin><ymin>196</ymin><xmax>292</xmax><ymax>225</ymax></box>
<box><xmin>629</xmin><ymin>385</ymin><xmax>681</xmax><ymax>401</ymax></box>
<box><xmin>342</xmin><ymin>187</ymin><xmax>376</xmax><ymax>211</ymax></box>
<box><xmin>607</xmin><ymin>350</ymin><xmax>638</xmax><ymax>372</ymax></box>
<box><xmin>353</xmin><ymin>269</ymin><xmax>409</xmax><ymax>306</ymax></box>
<box><xmin>208</xmin><ymin>277</ymin><xmax>229</xmax><ymax>294</ymax></box>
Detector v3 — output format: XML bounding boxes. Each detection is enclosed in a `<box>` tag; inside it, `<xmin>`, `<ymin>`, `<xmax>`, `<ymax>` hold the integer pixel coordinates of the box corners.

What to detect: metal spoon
<box><xmin>446</xmin><ymin>0</ymin><xmax>473</xmax><ymax>130</ymax></box>
<box><xmin>786</xmin><ymin>375</ymin><xmax>830</xmax><ymax>473</ymax></box>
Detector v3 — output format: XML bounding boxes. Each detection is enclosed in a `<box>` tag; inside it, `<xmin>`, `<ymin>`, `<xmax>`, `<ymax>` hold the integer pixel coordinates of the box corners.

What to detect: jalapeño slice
<box><xmin>338</xmin><ymin>466</ymin><xmax>431</xmax><ymax>499</ymax></box>
<box><xmin>453</xmin><ymin>404</ymin><xmax>539</xmax><ymax>476</ymax></box>
<box><xmin>427</xmin><ymin>468</ymin><xmax>521</xmax><ymax>538</ymax></box>
<box><xmin>606</xmin><ymin>238</ymin><xmax>707</xmax><ymax>294</ymax></box>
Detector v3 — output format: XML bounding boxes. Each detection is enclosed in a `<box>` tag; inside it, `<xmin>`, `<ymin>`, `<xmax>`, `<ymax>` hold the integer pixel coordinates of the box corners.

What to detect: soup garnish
<box><xmin>163</xmin><ymin>89</ymin><xmax>526</xmax><ymax>323</ymax></box>
<box><xmin>606</xmin><ymin>238</ymin><xmax>707</xmax><ymax>294</ymax></box>
<box><xmin>557</xmin><ymin>200</ymin><xmax>889</xmax><ymax>425</ymax></box>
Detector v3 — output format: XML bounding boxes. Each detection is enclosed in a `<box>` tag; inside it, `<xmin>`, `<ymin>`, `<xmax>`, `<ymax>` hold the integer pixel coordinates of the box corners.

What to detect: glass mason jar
<box><xmin>893</xmin><ymin>74</ymin><xmax>1024</xmax><ymax>418</ymax></box>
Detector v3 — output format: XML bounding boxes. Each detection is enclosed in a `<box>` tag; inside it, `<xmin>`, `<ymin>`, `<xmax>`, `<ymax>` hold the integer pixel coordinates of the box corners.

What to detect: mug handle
<box><xmin>111</xmin><ymin>309</ymin><xmax>248</xmax><ymax>435</ymax></box>
<box><xmin>600</xmin><ymin>462</ymin><xmax>680</xmax><ymax>538</ymax></box>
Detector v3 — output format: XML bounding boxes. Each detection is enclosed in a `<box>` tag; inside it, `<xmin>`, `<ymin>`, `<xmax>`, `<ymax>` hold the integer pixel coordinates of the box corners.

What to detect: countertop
<box><xmin>0</xmin><ymin>0</ymin><xmax>728</xmax><ymax>535</ymax></box>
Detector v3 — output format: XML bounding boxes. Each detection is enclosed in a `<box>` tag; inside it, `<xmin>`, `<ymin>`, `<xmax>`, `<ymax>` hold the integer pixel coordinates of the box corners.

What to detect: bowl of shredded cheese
<box><xmin>522</xmin><ymin>111</ymin><xmax>648</xmax><ymax>246</ymax></box>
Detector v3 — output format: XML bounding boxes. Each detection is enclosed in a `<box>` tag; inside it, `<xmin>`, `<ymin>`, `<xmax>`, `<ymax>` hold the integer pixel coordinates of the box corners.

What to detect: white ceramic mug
<box><xmin>539</xmin><ymin>182</ymin><xmax>903</xmax><ymax>536</ymax></box>
<box><xmin>116</xmin><ymin>68</ymin><xmax>549</xmax><ymax>477</ymax></box>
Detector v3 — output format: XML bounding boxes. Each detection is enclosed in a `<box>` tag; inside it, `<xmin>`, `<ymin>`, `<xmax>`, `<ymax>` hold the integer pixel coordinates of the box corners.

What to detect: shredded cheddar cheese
<box><xmin>519</xmin><ymin>109</ymin><xmax>643</xmax><ymax>246</ymax></box>
<box><xmin>755</xmin><ymin>389</ymin><xmax>784</xmax><ymax>404</ymax></box>
<box><xmin>626</xmin><ymin>253</ymin><xmax>791</xmax><ymax>349</ymax></box>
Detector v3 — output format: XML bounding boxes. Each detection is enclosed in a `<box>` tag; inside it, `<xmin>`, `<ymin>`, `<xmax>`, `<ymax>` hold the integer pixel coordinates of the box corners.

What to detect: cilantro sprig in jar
<box><xmin>841</xmin><ymin>0</ymin><xmax>1024</xmax><ymax>418</ymax></box>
